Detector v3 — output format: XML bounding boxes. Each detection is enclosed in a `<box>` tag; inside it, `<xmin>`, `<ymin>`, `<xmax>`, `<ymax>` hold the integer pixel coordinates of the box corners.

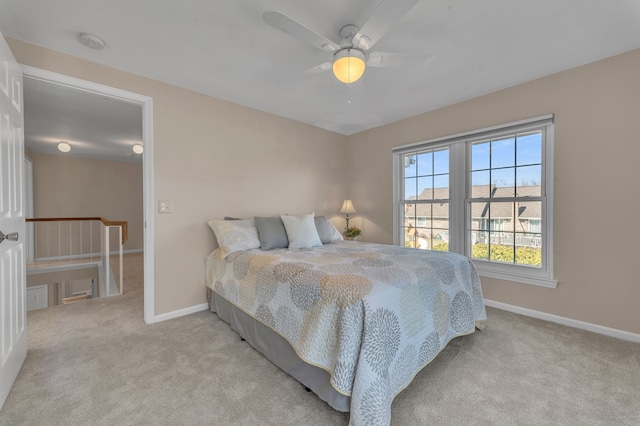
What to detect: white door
<box><xmin>0</xmin><ymin>32</ymin><xmax>26</xmax><ymax>408</ymax></box>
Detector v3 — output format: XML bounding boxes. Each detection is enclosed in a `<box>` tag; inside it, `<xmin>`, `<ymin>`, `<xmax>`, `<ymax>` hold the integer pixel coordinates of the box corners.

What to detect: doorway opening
<box><xmin>21</xmin><ymin>66</ymin><xmax>155</xmax><ymax>323</ymax></box>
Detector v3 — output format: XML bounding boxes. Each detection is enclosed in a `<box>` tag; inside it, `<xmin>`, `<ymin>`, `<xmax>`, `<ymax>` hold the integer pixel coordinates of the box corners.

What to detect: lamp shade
<box><xmin>333</xmin><ymin>49</ymin><xmax>366</xmax><ymax>84</ymax></box>
<box><xmin>340</xmin><ymin>199</ymin><xmax>356</xmax><ymax>214</ymax></box>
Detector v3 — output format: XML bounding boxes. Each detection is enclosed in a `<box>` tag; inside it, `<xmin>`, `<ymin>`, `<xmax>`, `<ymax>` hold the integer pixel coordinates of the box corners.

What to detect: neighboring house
<box><xmin>404</xmin><ymin>185</ymin><xmax>542</xmax><ymax>250</ymax></box>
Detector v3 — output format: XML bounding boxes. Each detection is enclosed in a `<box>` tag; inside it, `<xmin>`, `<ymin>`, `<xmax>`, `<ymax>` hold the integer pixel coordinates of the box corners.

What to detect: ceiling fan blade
<box><xmin>352</xmin><ymin>0</ymin><xmax>420</xmax><ymax>50</ymax></box>
<box><xmin>276</xmin><ymin>62</ymin><xmax>332</xmax><ymax>85</ymax></box>
<box><xmin>263</xmin><ymin>11</ymin><xmax>340</xmax><ymax>52</ymax></box>
<box><xmin>367</xmin><ymin>52</ymin><xmax>436</xmax><ymax>68</ymax></box>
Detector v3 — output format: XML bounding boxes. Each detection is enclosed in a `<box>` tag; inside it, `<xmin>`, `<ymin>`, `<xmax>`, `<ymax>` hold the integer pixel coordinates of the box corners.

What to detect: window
<box><xmin>394</xmin><ymin>115</ymin><xmax>556</xmax><ymax>288</ymax></box>
<box><xmin>401</xmin><ymin>147</ymin><xmax>450</xmax><ymax>251</ymax></box>
<box><xmin>469</xmin><ymin>130</ymin><xmax>543</xmax><ymax>268</ymax></box>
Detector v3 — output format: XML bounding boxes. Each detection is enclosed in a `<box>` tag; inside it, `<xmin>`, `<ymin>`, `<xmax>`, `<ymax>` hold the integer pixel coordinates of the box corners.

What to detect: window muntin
<box><xmin>393</xmin><ymin>115</ymin><xmax>555</xmax><ymax>287</ymax></box>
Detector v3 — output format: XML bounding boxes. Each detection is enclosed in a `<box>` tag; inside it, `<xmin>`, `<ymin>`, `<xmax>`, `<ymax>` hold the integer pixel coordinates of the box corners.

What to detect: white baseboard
<box><xmin>152</xmin><ymin>303</ymin><xmax>209</xmax><ymax>324</ymax></box>
<box><xmin>151</xmin><ymin>298</ymin><xmax>640</xmax><ymax>343</ymax></box>
<box><xmin>484</xmin><ymin>299</ymin><xmax>640</xmax><ymax>343</ymax></box>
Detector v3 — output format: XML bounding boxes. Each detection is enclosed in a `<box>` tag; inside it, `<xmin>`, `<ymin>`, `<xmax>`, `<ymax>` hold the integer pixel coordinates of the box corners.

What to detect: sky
<box><xmin>404</xmin><ymin>131</ymin><xmax>542</xmax><ymax>199</ymax></box>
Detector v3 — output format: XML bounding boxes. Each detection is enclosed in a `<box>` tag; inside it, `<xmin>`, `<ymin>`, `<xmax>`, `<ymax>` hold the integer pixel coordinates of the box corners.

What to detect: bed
<box><xmin>205</xmin><ymin>217</ymin><xmax>486</xmax><ymax>426</ymax></box>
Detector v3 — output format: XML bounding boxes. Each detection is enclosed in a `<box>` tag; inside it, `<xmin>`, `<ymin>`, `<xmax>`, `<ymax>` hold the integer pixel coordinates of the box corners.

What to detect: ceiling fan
<box><xmin>263</xmin><ymin>0</ymin><xmax>431</xmax><ymax>85</ymax></box>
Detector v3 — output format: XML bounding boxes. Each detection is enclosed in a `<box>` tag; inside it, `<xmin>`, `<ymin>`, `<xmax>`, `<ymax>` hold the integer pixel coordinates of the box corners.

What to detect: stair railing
<box><xmin>26</xmin><ymin>217</ymin><xmax>128</xmax><ymax>297</ymax></box>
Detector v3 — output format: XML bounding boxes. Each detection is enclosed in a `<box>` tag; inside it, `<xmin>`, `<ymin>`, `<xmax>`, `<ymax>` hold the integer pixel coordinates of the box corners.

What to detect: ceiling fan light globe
<box><xmin>333</xmin><ymin>49</ymin><xmax>366</xmax><ymax>84</ymax></box>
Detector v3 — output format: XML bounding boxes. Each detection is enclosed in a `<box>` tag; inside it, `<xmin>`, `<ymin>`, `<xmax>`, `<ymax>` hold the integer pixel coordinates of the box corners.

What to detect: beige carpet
<box><xmin>1</xmin><ymin>254</ymin><xmax>639</xmax><ymax>425</ymax></box>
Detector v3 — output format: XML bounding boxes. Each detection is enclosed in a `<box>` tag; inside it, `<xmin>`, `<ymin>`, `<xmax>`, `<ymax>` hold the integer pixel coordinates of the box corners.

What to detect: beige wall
<box><xmin>28</xmin><ymin>151</ymin><xmax>143</xmax><ymax>251</ymax></box>
<box><xmin>346</xmin><ymin>49</ymin><xmax>640</xmax><ymax>335</ymax></box>
<box><xmin>7</xmin><ymin>37</ymin><xmax>347</xmax><ymax>316</ymax></box>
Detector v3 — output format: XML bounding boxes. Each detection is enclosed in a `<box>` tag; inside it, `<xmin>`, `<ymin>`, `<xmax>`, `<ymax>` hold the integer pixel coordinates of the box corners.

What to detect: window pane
<box><xmin>433</xmin><ymin>175</ymin><xmax>449</xmax><ymax>199</ymax></box>
<box><xmin>516</xmin><ymin>165</ymin><xmax>541</xmax><ymax>196</ymax></box>
<box><xmin>490</xmin><ymin>202</ymin><xmax>514</xmax><ymax>228</ymax></box>
<box><xmin>403</xmin><ymin>199</ymin><xmax>450</xmax><ymax>252</ymax></box>
<box><xmin>417</xmin><ymin>176</ymin><xmax>433</xmax><ymax>200</ymax></box>
<box><xmin>404</xmin><ymin>154</ymin><xmax>417</xmax><ymax>176</ymax></box>
<box><xmin>514</xmin><ymin>232</ymin><xmax>542</xmax><ymax>247</ymax></box>
<box><xmin>403</xmin><ymin>204</ymin><xmax>417</xmax><ymax>226</ymax></box>
<box><xmin>433</xmin><ymin>149</ymin><xmax>449</xmax><ymax>174</ymax></box>
<box><xmin>529</xmin><ymin>220</ymin><xmax>541</xmax><ymax>234</ymax></box>
<box><xmin>491</xmin><ymin>137</ymin><xmax>515</xmax><ymax>168</ymax></box>
<box><xmin>516</xmin><ymin>201</ymin><xmax>541</xmax><ymax>231</ymax></box>
<box><xmin>404</xmin><ymin>226</ymin><xmax>430</xmax><ymax>249</ymax></box>
<box><xmin>491</xmin><ymin>168</ymin><xmax>515</xmax><ymax>198</ymax></box>
<box><xmin>515</xmin><ymin>243</ymin><xmax>541</xmax><ymax>267</ymax></box>
<box><xmin>470</xmin><ymin>236</ymin><xmax>489</xmax><ymax>259</ymax></box>
<box><xmin>417</xmin><ymin>152</ymin><xmax>432</xmax><ymax>176</ymax></box>
<box><xmin>488</xmin><ymin>232</ymin><xmax>515</xmax><ymax>263</ymax></box>
<box><xmin>432</xmin><ymin>228</ymin><xmax>448</xmax><ymax>240</ymax></box>
<box><xmin>470</xmin><ymin>202</ymin><xmax>490</xmax><ymax>229</ymax></box>
<box><xmin>516</xmin><ymin>132</ymin><xmax>542</xmax><ymax>166</ymax></box>
<box><xmin>433</xmin><ymin>203</ymin><xmax>448</xmax><ymax>226</ymax></box>
<box><xmin>403</xmin><ymin>229</ymin><xmax>417</xmax><ymax>248</ymax></box>
<box><xmin>415</xmin><ymin>204</ymin><xmax>431</xmax><ymax>228</ymax></box>
<box><xmin>472</xmin><ymin>141</ymin><xmax>490</xmax><ymax>171</ymax></box>
<box><xmin>471</xmin><ymin>171</ymin><xmax>490</xmax><ymax>198</ymax></box>
<box><xmin>432</xmin><ymin>228</ymin><xmax>449</xmax><ymax>251</ymax></box>
<box><xmin>514</xmin><ymin>227</ymin><xmax>542</xmax><ymax>267</ymax></box>
<box><xmin>414</xmin><ymin>228</ymin><xmax>430</xmax><ymax>249</ymax></box>
<box><xmin>404</xmin><ymin>177</ymin><xmax>417</xmax><ymax>200</ymax></box>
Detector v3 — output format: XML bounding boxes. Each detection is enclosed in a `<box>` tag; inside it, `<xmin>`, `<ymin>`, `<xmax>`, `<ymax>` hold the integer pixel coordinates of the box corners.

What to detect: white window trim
<box><xmin>393</xmin><ymin>115</ymin><xmax>557</xmax><ymax>289</ymax></box>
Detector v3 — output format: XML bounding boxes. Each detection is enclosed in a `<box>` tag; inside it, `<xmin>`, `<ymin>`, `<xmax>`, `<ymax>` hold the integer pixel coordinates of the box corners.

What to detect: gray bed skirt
<box><xmin>210</xmin><ymin>291</ymin><xmax>351</xmax><ymax>412</ymax></box>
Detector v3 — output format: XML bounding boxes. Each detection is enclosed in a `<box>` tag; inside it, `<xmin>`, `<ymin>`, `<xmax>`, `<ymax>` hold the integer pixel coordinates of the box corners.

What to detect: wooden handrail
<box><xmin>26</xmin><ymin>217</ymin><xmax>128</xmax><ymax>244</ymax></box>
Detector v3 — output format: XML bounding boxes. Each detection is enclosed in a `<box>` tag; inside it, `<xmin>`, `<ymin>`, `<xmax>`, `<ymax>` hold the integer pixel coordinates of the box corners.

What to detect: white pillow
<box><xmin>208</xmin><ymin>219</ymin><xmax>260</xmax><ymax>258</ymax></box>
<box><xmin>280</xmin><ymin>213</ymin><xmax>323</xmax><ymax>249</ymax></box>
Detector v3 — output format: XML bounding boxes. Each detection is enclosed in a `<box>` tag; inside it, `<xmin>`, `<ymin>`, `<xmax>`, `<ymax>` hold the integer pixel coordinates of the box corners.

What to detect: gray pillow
<box><xmin>254</xmin><ymin>216</ymin><xmax>289</xmax><ymax>250</ymax></box>
<box><xmin>315</xmin><ymin>216</ymin><xmax>335</xmax><ymax>244</ymax></box>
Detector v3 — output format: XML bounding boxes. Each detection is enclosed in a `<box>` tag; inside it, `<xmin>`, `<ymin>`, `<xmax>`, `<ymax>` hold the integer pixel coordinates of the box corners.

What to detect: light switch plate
<box><xmin>158</xmin><ymin>200</ymin><xmax>173</xmax><ymax>214</ymax></box>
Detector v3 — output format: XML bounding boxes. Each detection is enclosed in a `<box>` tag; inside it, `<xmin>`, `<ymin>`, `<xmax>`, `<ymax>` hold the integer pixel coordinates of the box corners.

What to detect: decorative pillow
<box><xmin>254</xmin><ymin>216</ymin><xmax>289</xmax><ymax>250</ymax></box>
<box><xmin>207</xmin><ymin>219</ymin><xmax>260</xmax><ymax>258</ymax></box>
<box><xmin>331</xmin><ymin>225</ymin><xmax>344</xmax><ymax>241</ymax></box>
<box><xmin>314</xmin><ymin>216</ymin><xmax>343</xmax><ymax>244</ymax></box>
<box><xmin>280</xmin><ymin>213</ymin><xmax>323</xmax><ymax>249</ymax></box>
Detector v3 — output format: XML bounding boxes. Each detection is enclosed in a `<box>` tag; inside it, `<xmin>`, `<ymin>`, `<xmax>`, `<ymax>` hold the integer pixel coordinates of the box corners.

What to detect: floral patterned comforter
<box><xmin>205</xmin><ymin>241</ymin><xmax>486</xmax><ymax>426</ymax></box>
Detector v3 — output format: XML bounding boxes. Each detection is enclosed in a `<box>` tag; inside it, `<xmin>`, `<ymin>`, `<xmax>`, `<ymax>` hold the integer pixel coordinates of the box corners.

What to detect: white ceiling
<box><xmin>2</xmin><ymin>0</ymin><xmax>640</xmax><ymax>141</ymax></box>
<box><xmin>23</xmin><ymin>77</ymin><xmax>143</xmax><ymax>163</ymax></box>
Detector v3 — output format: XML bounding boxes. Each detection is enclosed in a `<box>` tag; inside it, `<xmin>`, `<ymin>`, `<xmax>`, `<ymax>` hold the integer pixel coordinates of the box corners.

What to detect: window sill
<box><xmin>474</xmin><ymin>264</ymin><xmax>558</xmax><ymax>289</ymax></box>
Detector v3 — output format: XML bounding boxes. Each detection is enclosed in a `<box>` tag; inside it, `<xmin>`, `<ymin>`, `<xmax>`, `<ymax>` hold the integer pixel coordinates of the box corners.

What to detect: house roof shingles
<box><xmin>405</xmin><ymin>184</ymin><xmax>541</xmax><ymax>220</ymax></box>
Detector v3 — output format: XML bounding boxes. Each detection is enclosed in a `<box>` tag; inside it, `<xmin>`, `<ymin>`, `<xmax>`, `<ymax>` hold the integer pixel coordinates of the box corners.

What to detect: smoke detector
<box><xmin>79</xmin><ymin>32</ymin><xmax>105</xmax><ymax>50</ymax></box>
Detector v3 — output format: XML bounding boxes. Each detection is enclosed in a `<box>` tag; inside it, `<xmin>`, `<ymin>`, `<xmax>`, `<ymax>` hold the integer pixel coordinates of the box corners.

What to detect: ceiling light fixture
<box><xmin>78</xmin><ymin>32</ymin><xmax>105</xmax><ymax>50</ymax></box>
<box><xmin>332</xmin><ymin>48</ymin><xmax>366</xmax><ymax>84</ymax></box>
<box><xmin>132</xmin><ymin>144</ymin><xmax>143</xmax><ymax>154</ymax></box>
<box><xmin>57</xmin><ymin>142</ymin><xmax>71</xmax><ymax>153</ymax></box>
